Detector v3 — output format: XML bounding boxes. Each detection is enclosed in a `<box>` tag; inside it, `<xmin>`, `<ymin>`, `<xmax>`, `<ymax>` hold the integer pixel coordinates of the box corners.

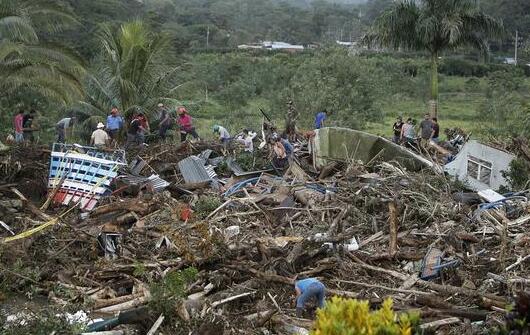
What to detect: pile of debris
<box><xmin>0</xmin><ymin>133</ymin><xmax>529</xmax><ymax>334</ymax></box>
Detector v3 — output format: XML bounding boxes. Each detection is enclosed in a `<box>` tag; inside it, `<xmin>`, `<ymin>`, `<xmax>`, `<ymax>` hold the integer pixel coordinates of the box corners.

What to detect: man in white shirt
<box><xmin>236</xmin><ymin>129</ymin><xmax>257</xmax><ymax>153</ymax></box>
<box><xmin>90</xmin><ymin>122</ymin><xmax>110</xmax><ymax>149</ymax></box>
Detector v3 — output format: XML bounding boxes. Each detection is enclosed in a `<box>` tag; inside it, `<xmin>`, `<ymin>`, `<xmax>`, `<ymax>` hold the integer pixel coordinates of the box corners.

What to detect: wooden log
<box><xmin>388</xmin><ymin>201</ymin><xmax>398</xmax><ymax>256</ymax></box>
<box><xmin>211</xmin><ymin>292</ymin><xmax>254</xmax><ymax>308</ymax></box>
<box><xmin>335</xmin><ymin>279</ymin><xmax>430</xmax><ymax>296</ymax></box>
<box><xmin>419</xmin><ymin>317</ymin><xmax>461</xmax><ymax>329</ymax></box>
<box><xmin>93</xmin><ymin>293</ymin><xmax>144</xmax><ymax>309</ymax></box>
<box><xmin>10</xmin><ymin>188</ymin><xmax>51</xmax><ymax>221</ymax></box>
<box><xmin>90</xmin><ymin>197</ymin><xmax>154</xmax><ymax>217</ymax></box>
<box><xmin>95</xmin><ymin>296</ymin><xmax>149</xmax><ymax>313</ymax></box>
<box><xmin>178</xmin><ymin>181</ymin><xmax>211</xmax><ymax>191</ymax></box>
<box><xmin>146</xmin><ymin>314</ymin><xmax>165</xmax><ymax>335</ymax></box>
<box><xmin>348</xmin><ymin>255</ymin><xmax>509</xmax><ymax>306</ymax></box>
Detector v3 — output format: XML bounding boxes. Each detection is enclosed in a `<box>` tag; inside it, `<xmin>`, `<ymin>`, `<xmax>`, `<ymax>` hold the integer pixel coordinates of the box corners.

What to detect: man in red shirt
<box><xmin>177</xmin><ymin>107</ymin><xmax>200</xmax><ymax>142</ymax></box>
<box><xmin>13</xmin><ymin>109</ymin><xmax>24</xmax><ymax>143</ymax></box>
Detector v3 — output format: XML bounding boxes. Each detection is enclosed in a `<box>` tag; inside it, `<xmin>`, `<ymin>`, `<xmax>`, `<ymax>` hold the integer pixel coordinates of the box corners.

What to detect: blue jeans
<box><xmin>297</xmin><ymin>282</ymin><xmax>325</xmax><ymax>308</ymax></box>
<box><xmin>15</xmin><ymin>132</ymin><xmax>24</xmax><ymax>143</ymax></box>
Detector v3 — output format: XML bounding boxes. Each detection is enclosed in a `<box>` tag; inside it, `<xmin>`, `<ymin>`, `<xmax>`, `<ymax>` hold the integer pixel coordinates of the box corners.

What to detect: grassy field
<box><xmin>365</xmin><ymin>93</ymin><xmax>487</xmax><ymax>140</ymax></box>
<box><xmin>365</xmin><ymin>76</ymin><xmax>489</xmax><ymax>141</ymax></box>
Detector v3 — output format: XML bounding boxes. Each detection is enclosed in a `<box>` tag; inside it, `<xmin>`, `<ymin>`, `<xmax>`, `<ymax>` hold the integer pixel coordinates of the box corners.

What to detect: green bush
<box><xmin>312</xmin><ymin>297</ymin><xmax>420</xmax><ymax>335</ymax></box>
<box><xmin>149</xmin><ymin>267</ymin><xmax>198</xmax><ymax>317</ymax></box>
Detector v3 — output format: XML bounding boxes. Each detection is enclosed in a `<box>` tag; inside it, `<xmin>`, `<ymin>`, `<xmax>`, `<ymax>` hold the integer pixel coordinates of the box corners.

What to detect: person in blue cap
<box><xmin>294</xmin><ymin>277</ymin><xmax>325</xmax><ymax>317</ymax></box>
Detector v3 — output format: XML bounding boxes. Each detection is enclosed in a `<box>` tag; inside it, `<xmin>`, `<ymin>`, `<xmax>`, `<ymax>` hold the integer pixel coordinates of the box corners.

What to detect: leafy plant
<box><xmin>312</xmin><ymin>297</ymin><xmax>420</xmax><ymax>335</ymax></box>
<box><xmin>0</xmin><ymin>0</ymin><xmax>85</xmax><ymax>104</ymax></box>
<box><xmin>194</xmin><ymin>195</ymin><xmax>222</xmax><ymax>219</ymax></box>
<box><xmin>149</xmin><ymin>267</ymin><xmax>198</xmax><ymax>317</ymax></box>
<box><xmin>1</xmin><ymin>310</ymin><xmax>85</xmax><ymax>335</ymax></box>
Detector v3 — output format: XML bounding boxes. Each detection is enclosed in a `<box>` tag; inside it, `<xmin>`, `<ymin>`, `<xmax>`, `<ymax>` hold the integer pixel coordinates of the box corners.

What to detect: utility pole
<box><xmin>515</xmin><ymin>30</ymin><xmax>518</xmax><ymax>65</ymax></box>
<box><xmin>206</xmin><ymin>26</ymin><xmax>210</xmax><ymax>49</ymax></box>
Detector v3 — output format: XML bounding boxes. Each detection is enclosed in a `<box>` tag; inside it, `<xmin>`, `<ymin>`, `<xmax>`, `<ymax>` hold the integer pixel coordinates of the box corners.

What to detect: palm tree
<box><xmin>0</xmin><ymin>0</ymin><xmax>85</xmax><ymax>104</ymax></box>
<box><xmin>78</xmin><ymin>21</ymin><xmax>182</xmax><ymax>128</ymax></box>
<box><xmin>366</xmin><ymin>0</ymin><xmax>503</xmax><ymax>117</ymax></box>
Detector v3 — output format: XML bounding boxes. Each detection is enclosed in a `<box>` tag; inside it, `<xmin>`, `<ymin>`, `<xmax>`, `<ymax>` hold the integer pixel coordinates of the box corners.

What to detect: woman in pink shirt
<box><xmin>177</xmin><ymin>107</ymin><xmax>200</xmax><ymax>142</ymax></box>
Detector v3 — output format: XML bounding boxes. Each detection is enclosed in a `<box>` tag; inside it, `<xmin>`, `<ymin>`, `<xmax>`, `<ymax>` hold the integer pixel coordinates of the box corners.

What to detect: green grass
<box><xmin>365</xmin><ymin>76</ymin><xmax>489</xmax><ymax>141</ymax></box>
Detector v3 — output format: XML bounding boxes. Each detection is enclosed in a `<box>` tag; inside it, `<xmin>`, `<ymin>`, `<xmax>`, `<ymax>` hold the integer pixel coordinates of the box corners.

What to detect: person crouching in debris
<box><xmin>294</xmin><ymin>277</ymin><xmax>325</xmax><ymax>317</ymax></box>
<box><xmin>271</xmin><ymin>136</ymin><xmax>289</xmax><ymax>171</ymax></box>
<box><xmin>177</xmin><ymin>107</ymin><xmax>200</xmax><ymax>142</ymax></box>
<box><xmin>213</xmin><ymin>125</ymin><xmax>231</xmax><ymax>153</ymax></box>
<box><xmin>90</xmin><ymin>122</ymin><xmax>110</xmax><ymax>149</ymax></box>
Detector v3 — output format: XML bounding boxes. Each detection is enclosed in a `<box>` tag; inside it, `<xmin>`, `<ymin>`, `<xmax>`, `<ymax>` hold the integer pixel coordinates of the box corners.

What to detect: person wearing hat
<box><xmin>213</xmin><ymin>124</ymin><xmax>230</xmax><ymax>152</ymax></box>
<box><xmin>106</xmin><ymin>107</ymin><xmax>124</xmax><ymax>142</ymax></box>
<box><xmin>177</xmin><ymin>107</ymin><xmax>200</xmax><ymax>142</ymax></box>
<box><xmin>90</xmin><ymin>122</ymin><xmax>110</xmax><ymax>149</ymax></box>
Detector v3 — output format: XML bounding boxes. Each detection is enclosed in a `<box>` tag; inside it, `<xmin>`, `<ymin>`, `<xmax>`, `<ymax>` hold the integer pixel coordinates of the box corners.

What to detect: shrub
<box><xmin>194</xmin><ymin>196</ymin><xmax>222</xmax><ymax>219</ymax></box>
<box><xmin>312</xmin><ymin>297</ymin><xmax>420</xmax><ymax>335</ymax></box>
<box><xmin>149</xmin><ymin>267</ymin><xmax>198</xmax><ymax>317</ymax></box>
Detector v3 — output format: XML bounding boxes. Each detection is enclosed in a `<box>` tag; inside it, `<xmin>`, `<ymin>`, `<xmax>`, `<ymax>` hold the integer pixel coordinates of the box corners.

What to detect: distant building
<box><xmin>335</xmin><ymin>41</ymin><xmax>357</xmax><ymax>47</ymax></box>
<box><xmin>238</xmin><ymin>41</ymin><xmax>304</xmax><ymax>52</ymax></box>
<box><xmin>504</xmin><ymin>57</ymin><xmax>517</xmax><ymax>65</ymax></box>
<box><xmin>263</xmin><ymin>41</ymin><xmax>304</xmax><ymax>51</ymax></box>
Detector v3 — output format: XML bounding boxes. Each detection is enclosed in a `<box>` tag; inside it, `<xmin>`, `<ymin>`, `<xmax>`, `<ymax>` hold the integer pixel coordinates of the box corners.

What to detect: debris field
<box><xmin>1</xmin><ymin>137</ymin><xmax>529</xmax><ymax>334</ymax></box>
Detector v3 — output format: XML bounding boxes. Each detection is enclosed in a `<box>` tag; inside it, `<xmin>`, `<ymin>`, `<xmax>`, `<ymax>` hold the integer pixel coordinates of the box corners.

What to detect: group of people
<box><xmin>392</xmin><ymin>113</ymin><xmax>440</xmax><ymax>148</ymax></box>
<box><xmin>12</xmin><ymin>109</ymin><xmax>38</xmax><ymax>143</ymax></box>
<box><xmin>56</xmin><ymin>105</ymin><xmax>200</xmax><ymax>149</ymax></box>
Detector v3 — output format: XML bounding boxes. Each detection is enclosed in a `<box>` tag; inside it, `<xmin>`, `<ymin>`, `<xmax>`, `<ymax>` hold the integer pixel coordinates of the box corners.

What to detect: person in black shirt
<box><xmin>23</xmin><ymin>109</ymin><xmax>37</xmax><ymax>143</ymax></box>
<box><xmin>125</xmin><ymin>113</ymin><xmax>146</xmax><ymax>149</ymax></box>
<box><xmin>392</xmin><ymin>117</ymin><xmax>404</xmax><ymax>144</ymax></box>
<box><xmin>431</xmin><ymin>117</ymin><xmax>440</xmax><ymax>143</ymax></box>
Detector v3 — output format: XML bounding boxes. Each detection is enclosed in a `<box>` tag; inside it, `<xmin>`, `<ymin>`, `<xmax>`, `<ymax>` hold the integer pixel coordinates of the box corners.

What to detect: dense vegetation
<box><xmin>1</xmin><ymin>0</ymin><xmax>529</xmax><ymax>143</ymax></box>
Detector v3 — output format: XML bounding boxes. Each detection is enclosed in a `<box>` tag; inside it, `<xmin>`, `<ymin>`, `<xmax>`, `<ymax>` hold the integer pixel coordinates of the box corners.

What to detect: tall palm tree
<box><xmin>366</xmin><ymin>0</ymin><xmax>503</xmax><ymax>117</ymax></box>
<box><xmin>78</xmin><ymin>21</ymin><xmax>182</xmax><ymax>127</ymax></box>
<box><xmin>0</xmin><ymin>0</ymin><xmax>85</xmax><ymax>104</ymax></box>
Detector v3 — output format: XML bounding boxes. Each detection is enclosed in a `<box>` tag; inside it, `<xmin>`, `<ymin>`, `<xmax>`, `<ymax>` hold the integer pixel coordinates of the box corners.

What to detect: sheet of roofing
<box><xmin>47</xmin><ymin>143</ymin><xmax>126</xmax><ymax>211</ymax></box>
<box><xmin>178</xmin><ymin>156</ymin><xmax>216</xmax><ymax>184</ymax></box>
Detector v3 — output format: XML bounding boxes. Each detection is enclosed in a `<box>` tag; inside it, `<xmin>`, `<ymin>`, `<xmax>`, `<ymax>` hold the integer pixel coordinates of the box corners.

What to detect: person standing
<box><xmin>213</xmin><ymin>124</ymin><xmax>230</xmax><ymax>154</ymax></box>
<box><xmin>392</xmin><ymin>117</ymin><xmax>404</xmax><ymax>144</ymax></box>
<box><xmin>90</xmin><ymin>122</ymin><xmax>110</xmax><ymax>149</ymax></box>
<box><xmin>294</xmin><ymin>277</ymin><xmax>326</xmax><ymax>317</ymax></box>
<box><xmin>431</xmin><ymin>117</ymin><xmax>440</xmax><ymax>143</ymax></box>
<box><xmin>314</xmin><ymin>109</ymin><xmax>328</xmax><ymax>129</ymax></box>
<box><xmin>23</xmin><ymin>110</ymin><xmax>38</xmax><ymax>143</ymax></box>
<box><xmin>285</xmin><ymin>99</ymin><xmax>298</xmax><ymax>141</ymax></box>
<box><xmin>56</xmin><ymin>116</ymin><xmax>76</xmax><ymax>143</ymax></box>
<box><xmin>177</xmin><ymin>107</ymin><xmax>200</xmax><ymax>142</ymax></box>
<box><xmin>400</xmin><ymin>118</ymin><xmax>417</xmax><ymax>148</ymax></box>
<box><xmin>106</xmin><ymin>107</ymin><xmax>124</xmax><ymax>142</ymax></box>
<box><xmin>13</xmin><ymin>109</ymin><xmax>24</xmax><ymax>143</ymax></box>
<box><xmin>126</xmin><ymin>113</ymin><xmax>147</xmax><ymax>149</ymax></box>
<box><xmin>136</xmin><ymin>112</ymin><xmax>150</xmax><ymax>144</ymax></box>
<box><xmin>236</xmin><ymin>129</ymin><xmax>256</xmax><ymax>153</ymax></box>
<box><xmin>157</xmin><ymin>103</ymin><xmax>172</xmax><ymax>140</ymax></box>
<box><xmin>419</xmin><ymin>114</ymin><xmax>433</xmax><ymax>144</ymax></box>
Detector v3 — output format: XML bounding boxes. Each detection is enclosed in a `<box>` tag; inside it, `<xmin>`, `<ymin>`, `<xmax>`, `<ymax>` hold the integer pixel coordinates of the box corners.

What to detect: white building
<box><xmin>444</xmin><ymin>140</ymin><xmax>515</xmax><ymax>191</ymax></box>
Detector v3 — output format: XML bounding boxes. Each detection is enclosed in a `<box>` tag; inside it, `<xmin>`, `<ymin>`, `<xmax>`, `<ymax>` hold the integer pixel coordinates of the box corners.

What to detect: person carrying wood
<box><xmin>294</xmin><ymin>277</ymin><xmax>326</xmax><ymax>317</ymax></box>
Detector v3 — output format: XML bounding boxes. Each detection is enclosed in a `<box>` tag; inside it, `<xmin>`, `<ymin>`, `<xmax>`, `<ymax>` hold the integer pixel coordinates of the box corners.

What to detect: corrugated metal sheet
<box><xmin>178</xmin><ymin>156</ymin><xmax>216</xmax><ymax>184</ymax></box>
<box><xmin>119</xmin><ymin>174</ymin><xmax>170</xmax><ymax>192</ymax></box>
